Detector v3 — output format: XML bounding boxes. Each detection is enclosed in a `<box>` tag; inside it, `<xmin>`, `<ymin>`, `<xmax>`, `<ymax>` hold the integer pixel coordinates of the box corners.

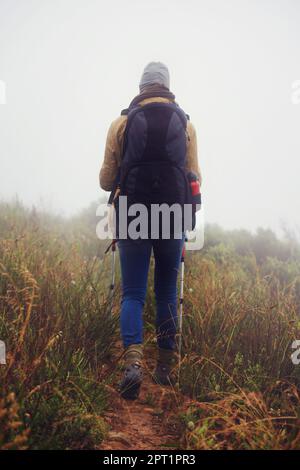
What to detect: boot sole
<box><xmin>120</xmin><ymin>378</ymin><xmax>142</xmax><ymax>400</ymax></box>
<box><xmin>152</xmin><ymin>374</ymin><xmax>174</xmax><ymax>387</ymax></box>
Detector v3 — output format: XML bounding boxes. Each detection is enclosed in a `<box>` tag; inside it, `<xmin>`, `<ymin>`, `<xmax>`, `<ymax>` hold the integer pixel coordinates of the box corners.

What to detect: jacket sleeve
<box><xmin>99</xmin><ymin>116</ymin><xmax>127</xmax><ymax>191</ymax></box>
<box><xmin>186</xmin><ymin>121</ymin><xmax>202</xmax><ymax>187</ymax></box>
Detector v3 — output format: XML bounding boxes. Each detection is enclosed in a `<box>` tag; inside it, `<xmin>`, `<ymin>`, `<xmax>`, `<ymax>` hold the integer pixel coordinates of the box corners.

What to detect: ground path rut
<box><xmin>99</xmin><ymin>342</ymin><xmax>192</xmax><ymax>450</ymax></box>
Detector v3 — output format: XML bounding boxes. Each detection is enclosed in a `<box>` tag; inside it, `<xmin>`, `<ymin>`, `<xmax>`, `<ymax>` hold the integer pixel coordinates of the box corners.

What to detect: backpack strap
<box><xmin>121</xmin><ymin>105</ymin><xmax>142</xmax><ymax>159</ymax></box>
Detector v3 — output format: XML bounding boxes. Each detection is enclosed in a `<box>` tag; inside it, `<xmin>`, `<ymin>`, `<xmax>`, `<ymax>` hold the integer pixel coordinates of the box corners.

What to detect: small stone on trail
<box><xmin>108</xmin><ymin>432</ymin><xmax>132</xmax><ymax>447</ymax></box>
<box><xmin>152</xmin><ymin>408</ymin><xmax>164</xmax><ymax>416</ymax></box>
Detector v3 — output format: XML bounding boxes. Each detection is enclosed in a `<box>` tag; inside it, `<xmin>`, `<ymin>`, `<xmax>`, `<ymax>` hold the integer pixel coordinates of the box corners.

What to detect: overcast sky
<box><xmin>0</xmin><ymin>0</ymin><xmax>299</xmax><ymax>233</ymax></box>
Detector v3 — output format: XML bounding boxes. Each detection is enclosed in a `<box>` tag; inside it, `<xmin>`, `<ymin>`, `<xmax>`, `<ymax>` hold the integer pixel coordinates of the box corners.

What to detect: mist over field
<box><xmin>0</xmin><ymin>0</ymin><xmax>300</xmax><ymax>234</ymax></box>
<box><xmin>2</xmin><ymin>1</ymin><xmax>300</xmax><ymax>452</ymax></box>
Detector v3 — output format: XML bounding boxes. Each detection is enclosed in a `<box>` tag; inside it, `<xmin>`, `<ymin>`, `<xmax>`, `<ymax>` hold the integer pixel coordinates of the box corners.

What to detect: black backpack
<box><xmin>111</xmin><ymin>101</ymin><xmax>194</xmax><ymax>238</ymax></box>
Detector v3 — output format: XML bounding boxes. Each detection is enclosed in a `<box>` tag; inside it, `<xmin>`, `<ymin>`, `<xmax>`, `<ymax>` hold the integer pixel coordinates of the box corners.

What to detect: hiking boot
<box><xmin>119</xmin><ymin>344</ymin><xmax>143</xmax><ymax>400</ymax></box>
<box><xmin>153</xmin><ymin>348</ymin><xmax>176</xmax><ymax>386</ymax></box>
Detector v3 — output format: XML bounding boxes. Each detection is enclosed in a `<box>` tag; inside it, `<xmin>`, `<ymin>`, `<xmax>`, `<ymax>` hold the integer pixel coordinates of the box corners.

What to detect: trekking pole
<box><xmin>110</xmin><ymin>239</ymin><xmax>117</xmax><ymax>293</ymax></box>
<box><xmin>178</xmin><ymin>241</ymin><xmax>186</xmax><ymax>386</ymax></box>
<box><xmin>104</xmin><ymin>239</ymin><xmax>117</xmax><ymax>318</ymax></box>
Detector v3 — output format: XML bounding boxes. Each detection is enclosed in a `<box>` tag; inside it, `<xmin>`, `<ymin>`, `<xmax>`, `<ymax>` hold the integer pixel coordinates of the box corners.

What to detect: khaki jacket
<box><xmin>99</xmin><ymin>96</ymin><xmax>202</xmax><ymax>192</ymax></box>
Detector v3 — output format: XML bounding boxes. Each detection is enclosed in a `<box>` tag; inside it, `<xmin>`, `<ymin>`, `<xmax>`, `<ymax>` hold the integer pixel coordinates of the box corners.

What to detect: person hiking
<box><xmin>100</xmin><ymin>62</ymin><xmax>201</xmax><ymax>400</ymax></box>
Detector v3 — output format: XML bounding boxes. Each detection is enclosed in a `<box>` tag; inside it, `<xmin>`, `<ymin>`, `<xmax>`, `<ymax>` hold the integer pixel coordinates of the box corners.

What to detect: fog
<box><xmin>0</xmin><ymin>0</ymin><xmax>299</xmax><ymax>233</ymax></box>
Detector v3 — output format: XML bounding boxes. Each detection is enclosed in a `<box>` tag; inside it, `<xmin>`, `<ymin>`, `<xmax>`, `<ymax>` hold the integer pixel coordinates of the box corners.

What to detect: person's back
<box><xmin>100</xmin><ymin>62</ymin><xmax>201</xmax><ymax>399</ymax></box>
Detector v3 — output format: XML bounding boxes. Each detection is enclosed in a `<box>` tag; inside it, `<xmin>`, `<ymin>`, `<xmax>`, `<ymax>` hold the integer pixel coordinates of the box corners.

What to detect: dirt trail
<box><xmin>99</xmin><ymin>343</ymin><xmax>191</xmax><ymax>450</ymax></box>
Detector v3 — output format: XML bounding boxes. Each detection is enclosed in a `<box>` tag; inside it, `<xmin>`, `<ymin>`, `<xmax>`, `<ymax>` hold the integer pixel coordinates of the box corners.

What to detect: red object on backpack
<box><xmin>190</xmin><ymin>179</ymin><xmax>200</xmax><ymax>197</ymax></box>
<box><xmin>187</xmin><ymin>173</ymin><xmax>201</xmax><ymax>225</ymax></box>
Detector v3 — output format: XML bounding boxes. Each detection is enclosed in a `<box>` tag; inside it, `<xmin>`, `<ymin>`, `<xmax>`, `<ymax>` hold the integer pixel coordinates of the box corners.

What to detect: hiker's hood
<box><xmin>139</xmin><ymin>61</ymin><xmax>170</xmax><ymax>92</ymax></box>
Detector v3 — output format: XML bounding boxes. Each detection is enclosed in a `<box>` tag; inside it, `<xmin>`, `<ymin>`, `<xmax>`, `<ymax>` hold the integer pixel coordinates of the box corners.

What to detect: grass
<box><xmin>1</xmin><ymin>199</ymin><xmax>300</xmax><ymax>449</ymax></box>
<box><xmin>177</xmin><ymin>242</ymin><xmax>300</xmax><ymax>449</ymax></box>
<box><xmin>0</xmin><ymin>200</ymin><xmax>118</xmax><ymax>449</ymax></box>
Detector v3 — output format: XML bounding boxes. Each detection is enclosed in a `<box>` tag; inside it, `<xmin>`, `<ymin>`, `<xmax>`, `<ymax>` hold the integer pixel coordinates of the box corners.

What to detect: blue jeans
<box><xmin>118</xmin><ymin>236</ymin><xmax>185</xmax><ymax>351</ymax></box>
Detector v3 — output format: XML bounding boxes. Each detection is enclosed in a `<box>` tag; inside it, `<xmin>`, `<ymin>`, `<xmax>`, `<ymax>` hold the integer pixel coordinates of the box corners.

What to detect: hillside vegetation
<box><xmin>0</xmin><ymin>200</ymin><xmax>300</xmax><ymax>449</ymax></box>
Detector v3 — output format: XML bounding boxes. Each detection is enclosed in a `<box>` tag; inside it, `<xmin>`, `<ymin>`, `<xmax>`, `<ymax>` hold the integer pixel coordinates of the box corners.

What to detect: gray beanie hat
<box><xmin>139</xmin><ymin>62</ymin><xmax>170</xmax><ymax>92</ymax></box>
